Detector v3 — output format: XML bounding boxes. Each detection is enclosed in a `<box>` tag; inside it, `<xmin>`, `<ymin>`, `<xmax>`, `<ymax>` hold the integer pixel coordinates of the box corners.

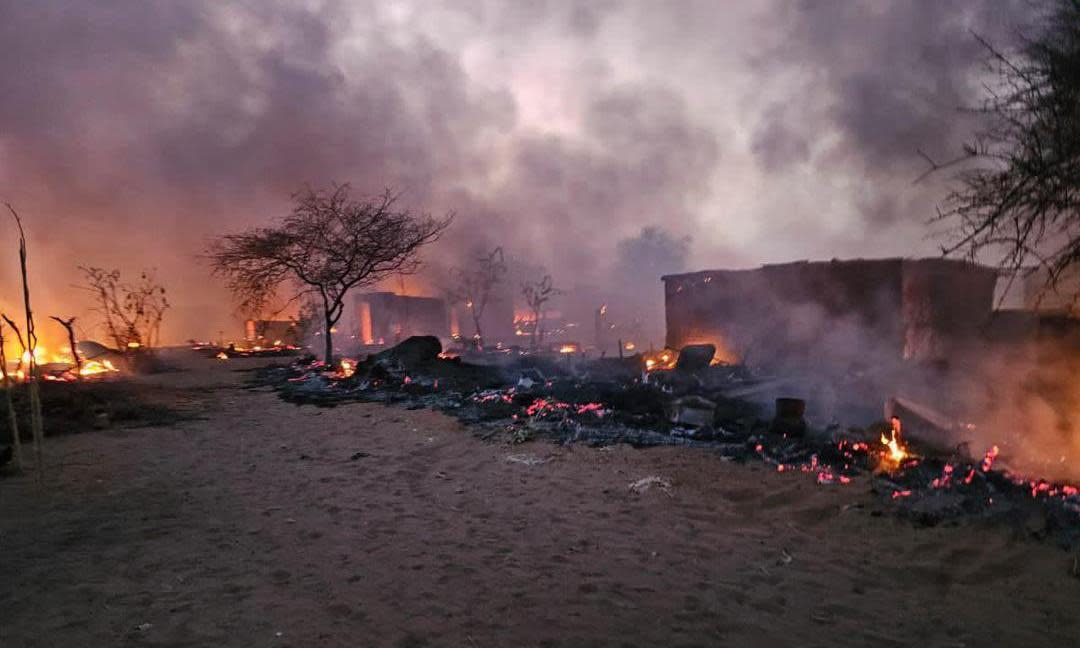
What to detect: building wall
<box><xmin>664</xmin><ymin>259</ymin><xmax>905</xmax><ymax>368</ymax></box>
<box><xmin>354</xmin><ymin>292</ymin><xmax>450</xmax><ymax>344</ymax></box>
<box><xmin>244</xmin><ymin>320</ymin><xmax>301</xmax><ymax>346</ymax></box>
<box><xmin>1020</xmin><ymin>266</ymin><xmax>1080</xmax><ymax>314</ymax></box>
<box><xmin>664</xmin><ymin>258</ymin><xmax>997</xmax><ymax>370</ymax></box>
<box><xmin>900</xmin><ymin>259</ymin><xmax>998</xmax><ymax>361</ymax></box>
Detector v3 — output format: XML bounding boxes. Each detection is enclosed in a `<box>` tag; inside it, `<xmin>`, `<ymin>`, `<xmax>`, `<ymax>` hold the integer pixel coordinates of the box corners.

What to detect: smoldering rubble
<box><xmin>251</xmin><ymin>335</ymin><xmax>1080</xmax><ymax>549</ymax></box>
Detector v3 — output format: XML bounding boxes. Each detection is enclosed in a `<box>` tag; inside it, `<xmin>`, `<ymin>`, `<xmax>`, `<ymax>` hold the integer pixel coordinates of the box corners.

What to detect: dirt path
<box><xmin>1</xmin><ymin>358</ymin><xmax>1078</xmax><ymax>647</ymax></box>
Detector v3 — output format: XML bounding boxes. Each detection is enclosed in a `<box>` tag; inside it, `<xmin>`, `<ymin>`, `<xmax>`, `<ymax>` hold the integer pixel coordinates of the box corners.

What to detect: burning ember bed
<box><xmin>193</xmin><ymin>341</ymin><xmax>303</xmax><ymax>361</ymax></box>
<box><xmin>253</xmin><ymin>336</ymin><xmax>1080</xmax><ymax>549</ymax></box>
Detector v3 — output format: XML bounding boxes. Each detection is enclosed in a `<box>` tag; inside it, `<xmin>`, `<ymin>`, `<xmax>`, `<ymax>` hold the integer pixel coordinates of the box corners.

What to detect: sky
<box><xmin>0</xmin><ymin>0</ymin><xmax>1037</xmax><ymax>344</ymax></box>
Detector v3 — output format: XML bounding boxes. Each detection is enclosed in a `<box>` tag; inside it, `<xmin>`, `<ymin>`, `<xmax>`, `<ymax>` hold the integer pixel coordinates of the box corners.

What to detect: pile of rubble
<box><xmin>255</xmin><ymin>337</ymin><xmax>770</xmax><ymax>446</ymax></box>
<box><xmin>253</xmin><ymin>336</ymin><xmax>1080</xmax><ymax>548</ymax></box>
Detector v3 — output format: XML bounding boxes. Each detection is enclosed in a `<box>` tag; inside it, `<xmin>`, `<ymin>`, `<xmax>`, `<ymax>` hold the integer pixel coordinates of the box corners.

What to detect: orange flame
<box><xmin>642</xmin><ymin>349</ymin><xmax>677</xmax><ymax>371</ymax></box>
<box><xmin>78</xmin><ymin>359</ymin><xmax>118</xmax><ymax>376</ymax></box>
<box><xmin>879</xmin><ymin>416</ymin><xmax>912</xmax><ymax>470</ymax></box>
<box><xmin>338</xmin><ymin>358</ymin><xmax>356</xmax><ymax>378</ymax></box>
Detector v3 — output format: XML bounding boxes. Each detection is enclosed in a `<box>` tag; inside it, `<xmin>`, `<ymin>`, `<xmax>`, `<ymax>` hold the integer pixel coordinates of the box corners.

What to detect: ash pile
<box><xmin>253</xmin><ymin>336</ymin><xmax>1080</xmax><ymax>548</ymax></box>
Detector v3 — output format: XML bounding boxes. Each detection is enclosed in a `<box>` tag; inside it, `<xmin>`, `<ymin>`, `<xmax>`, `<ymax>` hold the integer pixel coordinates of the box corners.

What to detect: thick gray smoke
<box><xmin>0</xmin><ymin>0</ymin><xmax>1036</xmax><ymax>346</ymax></box>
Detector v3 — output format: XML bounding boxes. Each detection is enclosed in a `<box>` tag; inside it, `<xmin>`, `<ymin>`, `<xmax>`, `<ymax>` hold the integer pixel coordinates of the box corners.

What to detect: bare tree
<box><xmin>79</xmin><ymin>267</ymin><xmax>170</xmax><ymax>349</ymax></box>
<box><xmin>446</xmin><ymin>247</ymin><xmax>506</xmax><ymax>349</ymax></box>
<box><xmin>521</xmin><ymin>273</ymin><xmax>559</xmax><ymax>352</ymax></box>
<box><xmin>207</xmin><ymin>184</ymin><xmax>451</xmax><ymax>363</ymax></box>
<box><xmin>50</xmin><ymin>316</ymin><xmax>81</xmax><ymax>375</ymax></box>
<box><xmin>927</xmin><ymin>1</ymin><xmax>1080</xmax><ymax>304</ymax></box>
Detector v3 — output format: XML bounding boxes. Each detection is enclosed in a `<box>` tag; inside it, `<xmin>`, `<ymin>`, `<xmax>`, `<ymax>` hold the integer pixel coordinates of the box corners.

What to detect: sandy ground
<box><xmin>1</xmin><ymin>356</ymin><xmax>1078</xmax><ymax>648</ymax></box>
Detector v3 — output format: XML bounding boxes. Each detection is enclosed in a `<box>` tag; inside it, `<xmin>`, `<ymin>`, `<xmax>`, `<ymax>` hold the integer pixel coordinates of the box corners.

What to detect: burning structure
<box><xmin>354</xmin><ymin>292</ymin><xmax>450</xmax><ymax>346</ymax></box>
<box><xmin>662</xmin><ymin>258</ymin><xmax>1000</xmax><ymax>370</ymax></box>
<box><xmin>664</xmin><ymin>257</ymin><xmax>1080</xmax><ymax>478</ymax></box>
<box><xmin>245</xmin><ymin>319</ymin><xmax>302</xmax><ymax>347</ymax></box>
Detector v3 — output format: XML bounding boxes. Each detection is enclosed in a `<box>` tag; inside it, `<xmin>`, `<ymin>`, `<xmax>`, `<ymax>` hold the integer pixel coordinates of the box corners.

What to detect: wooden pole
<box><xmin>8</xmin><ymin>204</ymin><xmax>44</xmax><ymax>482</ymax></box>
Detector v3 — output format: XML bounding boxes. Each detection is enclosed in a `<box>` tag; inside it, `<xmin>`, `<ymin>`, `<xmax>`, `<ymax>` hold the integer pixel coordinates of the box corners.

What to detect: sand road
<box><xmin>1</xmin><ymin>358</ymin><xmax>1077</xmax><ymax>647</ymax></box>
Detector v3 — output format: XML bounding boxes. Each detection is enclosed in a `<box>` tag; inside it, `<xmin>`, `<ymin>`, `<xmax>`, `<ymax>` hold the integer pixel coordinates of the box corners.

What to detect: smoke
<box><xmin>0</xmin><ymin>0</ymin><xmax>1074</xmax><ymax>480</ymax></box>
<box><xmin>0</xmin><ymin>0</ymin><xmax>1040</xmax><ymax>348</ymax></box>
<box><xmin>945</xmin><ymin>338</ymin><xmax>1080</xmax><ymax>483</ymax></box>
<box><xmin>666</xmin><ymin>262</ymin><xmax>1080</xmax><ymax>482</ymax></box>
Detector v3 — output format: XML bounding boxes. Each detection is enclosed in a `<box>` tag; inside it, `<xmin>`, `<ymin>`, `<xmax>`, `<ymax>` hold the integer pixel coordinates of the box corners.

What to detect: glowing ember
<box><xmin>558</xmin><ymin>344</ymin><xmax>578</xmax><ymax>354</ymax></box>
<box><xmin>642</xmin><ymin>349</ymin><xmax>677</xmax><ymax>371</ymax></box>
<box><xmin>216</xmin><ymin>351</ymin><xmax>229</xmax><ymax>360</ymax></box>
<box><xmin>526</xmin><ymin>398</ymin><xmax>569</xmax><ymax>417</ymax></box>
<box><xmin>575</xmin><ymin>402</ymin><xmax>607</xmax><ymax>417</ymax></box>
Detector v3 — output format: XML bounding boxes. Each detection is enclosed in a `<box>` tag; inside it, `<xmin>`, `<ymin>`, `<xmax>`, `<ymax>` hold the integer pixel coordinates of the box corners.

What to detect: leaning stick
<box><xmin>8</xmin><ymin>203</ymin><xmax>44</xmax><ymax>482</ymax></box>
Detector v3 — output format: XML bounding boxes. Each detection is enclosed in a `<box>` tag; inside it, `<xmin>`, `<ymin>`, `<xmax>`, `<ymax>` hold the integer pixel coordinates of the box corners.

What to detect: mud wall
<box><xmin>355</xmin><ymin>292</ymin><xmax>450</xmax><ymax>344</ymax></box>
<box><xmin>664</xmin><ymin>258</ymin><xmax>997</xmax><ymax>371</ymax></box>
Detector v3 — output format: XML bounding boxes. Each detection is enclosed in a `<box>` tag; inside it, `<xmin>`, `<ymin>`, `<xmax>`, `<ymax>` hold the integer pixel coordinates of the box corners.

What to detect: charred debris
<box><xmin>253</xmin><ymin>334</ymin><xmax>1080</xmax><ymax>549</ymax></box>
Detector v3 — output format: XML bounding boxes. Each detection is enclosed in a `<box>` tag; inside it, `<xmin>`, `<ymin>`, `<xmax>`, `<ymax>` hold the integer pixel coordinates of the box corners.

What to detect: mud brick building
<box><xmin>662</xmin><ymin>258</ymin><xmax>999</xmax><ymax>370</ymax></box>
<box><xmin>355</xmin><ymin>292</ymin><xmax>450</xmax><ymax>345</ymax></box>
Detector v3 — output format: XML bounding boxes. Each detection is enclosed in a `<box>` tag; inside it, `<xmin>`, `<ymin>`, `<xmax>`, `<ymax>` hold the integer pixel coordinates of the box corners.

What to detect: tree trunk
<box><xmin>530</xmin><ymin>313</ymin><xmax>538</xmax><ymax>352</ymax></box>
<box><xmin>51</xmin><ymin>316</ymin><xmax>80</xmax><ymax>375</ymax></box>
<box><xmin>323</xmin><ymin>312</ymin><xmax>334</xmax><ymax>364</ymax></box>
<box><xmin>472</xmin><ymin>313</ymin><xmax>484</xmax><ymax>349</ymax></box>
<box><xmin>530</xmin><ymin>309</ymin><xmax>543</xmax><ymax>352</ymax></box>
